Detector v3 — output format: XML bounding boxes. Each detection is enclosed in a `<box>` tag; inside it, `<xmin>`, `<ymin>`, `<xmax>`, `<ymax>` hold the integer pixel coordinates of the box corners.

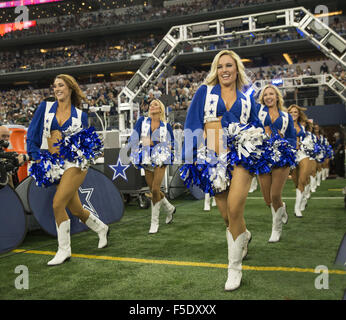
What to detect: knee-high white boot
<box><xmin>161</xmin><ymin>197</ymin><xmax>176</xmax><ymax>224</ymax></box>
<box><xmin>211</xmin><ymin>196</ymin><xmax>217</xmax><ymax>207</ymax></box>
<box><xmin>242</xmin><ymin>229</ymin><xmax>252</xmax><ymax>259</ymax></box>
<box><xmin>149</xmin><ymin>200</ymin><xmax>162</xmax><ymax>234</ymax></box>
<box><xmin>310</xmin><ymin>176</ymin><xmax>317</xmax><ymax>193</ymax></box>
<box><xmin>282</xmin><ymin>202</ymin><xmax>288</xmax><ymax>224</ymax></box>
<box><xmin>225</xmin><ymin>229</ymin><xmax>247</xmax><ymax>291</ymax></box>
<box><xmin>85</xmin><ymin>214</ymin><xmax>109</xmax><ymax>249</ymax></box>
<box><xmin>294</xmin><ymin>189</ymin><xmax>303</xmax><ymax>217</ymax></box>
<box><xmin>248</xmin><ymin>176</ymin><xmax>258</xmax><ymax>193</ymax></box>
<box><xmin>300</xmin><ymin>187</ymin><xmax>308</xmax><ymax>211</ymax></box>
<box><xmin>322</xmin><ymin>168</ymin><xmax>327</xmax><ymax>181</ymax></box>
<box><xmin>268</xmin><ymin>205</ymin><xmax>283</xmax><ymax>242</ymax></box>
<box><xmin>305</xmin><ymin>183</ymin><xmax>311</xmax><ymax>199</ymax></box>
<box><xmin>47</xmin><ymin>219</ymin><xmax>71</xmax><ymax>266</ymax></box>
<box><xmin>204</xmin><ymin>193</ymin><xmax>211</xmax><ymax>211</ymax></box>
<box><xmin>316</xmin><ymin>171</ymin><xmax>322</xmax><ymax>187</ymax></box>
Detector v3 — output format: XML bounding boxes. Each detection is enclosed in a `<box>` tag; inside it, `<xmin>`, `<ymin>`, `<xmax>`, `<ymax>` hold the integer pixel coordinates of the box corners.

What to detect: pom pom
<box><xmin>54</xmin><ymin>126</ymin><xmax>104</xmax><ymax>170</ymax></box>
<box><xmin>29</xmin><ymin>152</ymin><xmax>63</xmax><ymax>187</ymax></box>
<box><xmin>180</xmin><ymin>147</ymin><xmax>231</xmax><ymax>196</ymax></box>
<box><xmin>225</xmin><ymin>122</ymin><xmax>268</xmax><ymax>174</ymax></box>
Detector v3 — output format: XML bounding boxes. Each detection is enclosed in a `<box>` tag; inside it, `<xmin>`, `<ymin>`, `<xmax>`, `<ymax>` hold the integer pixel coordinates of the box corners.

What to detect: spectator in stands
<box><xmin>320</xmin><ymin>62</ymin><xmax>329</xmax><ymax>74</ymax></box>
<box><xmin>333</xmin><ymin>132</ymin><xmax>345</xmax><ymax>178</ymax></box>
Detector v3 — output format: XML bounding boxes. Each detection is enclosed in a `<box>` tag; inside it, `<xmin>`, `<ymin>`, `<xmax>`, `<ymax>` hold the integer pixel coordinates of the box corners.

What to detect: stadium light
<box><xmin>326</xmin><ymin>34</ymin><xmax>346</xmax><ymax>54</ymax></box>
<box><xmin>153</xmin><ymin>40</ymin><xmax>170</xmax><ymax>58</ymax></box>
<box><xmin>192</xmin><ymin>24</ymin><xmax>210</xmax><ymax>34</ymax></box>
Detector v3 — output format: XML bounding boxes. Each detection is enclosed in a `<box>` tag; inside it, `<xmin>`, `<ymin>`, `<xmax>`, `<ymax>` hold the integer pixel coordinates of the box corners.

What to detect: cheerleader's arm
<box><xmin>26</xmin><ymin>101</ymin><xmax>46</xmax><ymax>161</ymax></box>
<box><xmin>81</xmin><ymin>111</ymin><xmax>88</xmax><ymax>128</ymax></box>
<box><xmin>167</xmin><ymin>122</ymin><xmax>174</xmax><ymax>150</ymax></box>
<box><xmin>285</xmin><ymin>114</ymin><xmax>297</xmax><ymax>149</ymax></box>
<box><xmin>182</xmin><ymin>85</ymin><xmax>206</xmax><ymax>163</ymax></box>
<box><xmin>127</xmin><ymin>116</ymin><xmax>144</xmax><ymax>149</ymax></box>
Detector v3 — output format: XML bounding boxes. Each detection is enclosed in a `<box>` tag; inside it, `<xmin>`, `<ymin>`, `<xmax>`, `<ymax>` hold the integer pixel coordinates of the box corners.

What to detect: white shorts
<box><xmin>62</xmin><ymin>160</ymin><xmax>88</xmax><ymax>172</ymax></box>
<box><xmin>296</xmin><ymin>150</ymin><xmax>309</xmax><ymax>163</ymax></box>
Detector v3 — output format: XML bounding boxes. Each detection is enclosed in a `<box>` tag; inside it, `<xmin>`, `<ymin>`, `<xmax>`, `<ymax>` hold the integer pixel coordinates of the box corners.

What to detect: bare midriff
<box><xmin>204</xmin><ymin>116</ymin><xmax>226</xmax><ymax>156</ymax></box>
<box><xmin>47</xmin><ymin>130</ymin><xmax>62</xmax><ymax>155</ymax></box>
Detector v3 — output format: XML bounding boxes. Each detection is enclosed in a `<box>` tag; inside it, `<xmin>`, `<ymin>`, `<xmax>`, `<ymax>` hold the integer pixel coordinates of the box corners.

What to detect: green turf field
<box><xmin>0</xmin><ymin>178</ymin><xmax>345</xmax><ymax>300</ymax></box>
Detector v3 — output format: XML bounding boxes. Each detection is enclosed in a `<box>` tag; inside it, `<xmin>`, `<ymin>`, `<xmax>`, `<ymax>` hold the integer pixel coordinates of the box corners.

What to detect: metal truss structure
<box><xmin>252</xmin><ymin>73</ymin><xmax>346</xmax><ymax>101</ymax></box>
<box><xmin>117</xmin><ymin>6</ymin><xmax>346</xmax><ymax>143</ymax></box>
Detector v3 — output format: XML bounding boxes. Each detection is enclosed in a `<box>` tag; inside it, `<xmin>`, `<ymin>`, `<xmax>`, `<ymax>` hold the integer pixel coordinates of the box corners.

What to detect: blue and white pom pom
<box><xmin>180</xmin><ymin>147</ymin><xmax>231</xmax><ymax>196</ymax></box>
<box><xmin>300</xmin><ymin>134</ymin><xmax>315</xmax><ymax>158</ymax></box>
<box><xmin>29</xmin><ymin>151</ymin><xmax>64</xmax><ymax>187</ymax></box>
<box><xmin>226</xmin><ymin>122</ymin><xmax>269</xmax><ymax>174</ymax></box>
<box><xmin>55</xmin><ymin>126</ymin><xmax>104</xmax><ymax>170</ymax></box>
<box><xmin>151</xmin><ymin>142</ymin><xmax>173</xmax><ymax>167</ymax></box>
<box><xmin>269</xmin><ymin>134</ymin><xmax>297</xmax><ymax>169</ymax></box>
<box><xmin>130</xmin><ymin>143</ymin><xmax>173</xmax><ymax>169</ymax></box>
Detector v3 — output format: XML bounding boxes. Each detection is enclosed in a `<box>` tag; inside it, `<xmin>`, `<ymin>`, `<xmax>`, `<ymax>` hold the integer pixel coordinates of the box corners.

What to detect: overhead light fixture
<box><xmin>282</xmin><ymin>53</ymin><xmax>293</xmax><ymax>64</ymax></box>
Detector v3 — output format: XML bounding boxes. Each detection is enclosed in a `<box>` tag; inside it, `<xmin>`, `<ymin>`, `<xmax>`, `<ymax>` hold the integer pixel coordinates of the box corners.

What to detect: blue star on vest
<box><xmin>109</xmin><ymin>157</ymin><xmax>130</xmax><ymax>181</ymax></box>
<box><xmin>209</xmin><ymin>109</ymin><xmax>214</xmax><ymax>115</ymax></box>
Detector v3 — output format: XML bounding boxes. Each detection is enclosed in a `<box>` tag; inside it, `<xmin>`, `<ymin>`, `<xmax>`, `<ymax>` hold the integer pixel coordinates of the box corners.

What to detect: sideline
<box><xmin>12</xmin><ymin>249</ymin><xmax>346</xmax><ymax>275</ymax></box>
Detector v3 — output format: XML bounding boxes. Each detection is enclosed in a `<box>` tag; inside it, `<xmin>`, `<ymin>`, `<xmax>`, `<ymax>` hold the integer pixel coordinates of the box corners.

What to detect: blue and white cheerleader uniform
<box><xmin>311</xmin><ymin>133</ymin><xmax>325</xmax><ymax>163</ymax></box>
<box><xmin>179</xmin><ymin>84</ymin><xmax>235</xmax><ymax>196</ymax></box>
<box><xmin>255</xmin><ymin>104</ymin><xmax>297</xmax><ymax>169</ymax></box>
<box><xmin>295</xmin><ymin>123</ymin><xmax>311</xmax><ymax>163</ymax></box>
<box><xmin>128</xmin><ymin>116</ymin><xmax>174</xmax><ymax>170</ymax></box>
<box><xmin>220</xmin><ymin>97</ymin><xmax>275</xmax><ymax>175</ymax></box>
<box><xmin>27</xmin><ymin>101</ymin><xmax>103</xmax><ymax>187</ymax></box>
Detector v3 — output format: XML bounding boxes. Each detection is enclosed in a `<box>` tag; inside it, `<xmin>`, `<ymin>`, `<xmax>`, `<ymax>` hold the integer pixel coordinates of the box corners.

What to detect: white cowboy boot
<box><xmin>161</xmin><ymin>197</ymin><xmax>176</xmax><ymax>224</ymax></box>
<box><xmin>305</xmin><ymin>183</ymin><xmax>311</xmax><ymax>199</ymax></box>
<box><xmin>149</xmin><ymin>200</ymin><xmax>162</xmax><ymax>234</ymax></box>
<box><xmin>294</xmin><ymin>189</ymin><xmax>303</xmax><ymax>217</ymax></box>
<box><xmin>204</xmin><ymin>193</ymin><xmax>211</xmax><ymax>211</ymax></box>
<box><xmin>47</xmin><ymin>219</ymin><xmax>71</xmax><ymax>266</ymax></box>
<box><xmin>322</xmin><ymin>168</ymin><xmax>326</xmax><ymax>181</ymax></box>
<box><xmin>225</xmin><ymin>230</ymin><xmax>247</xmax><ymax>291</ymax></box>
<box><xmin>310</xmin><ymin>176</ymin><xmax>316</xmax><ymax>193</ymax></box>
<box><xmin>248</xmin><ymin>176</ymin><xmax>258</xmax><ymax>193</ymax></box>
<box><xmin>211</xmin><ymin>196</ymin><xmax>217</xmax><ymax>207</ymax></box>
<box><xmin>268</xmin><ymin>205</ymin><xmax>283</xmax><ymax>242</ymax></box>
<box><xmin>316</xmin><ymin>171</ymin><xmax>322</xmax><ymax>187</ymax></box>
<box><xmin>242</xmin><ymin>229</ymin><xmax>252</xmax><ymax>259</ymax></box>
<box><xmin>300</xmin><ymin>189</ymin><xmax>308</xmax><ymax>211</ymax></box>
<box><xmin>282</xmin><ymin>202</ymin><xmax>288</xmax><ymax>224</ymax></box>
<box><xmin>85</xmin><ymin>214</ymin><xmax>109</xmax><ymax>249</ymax></box>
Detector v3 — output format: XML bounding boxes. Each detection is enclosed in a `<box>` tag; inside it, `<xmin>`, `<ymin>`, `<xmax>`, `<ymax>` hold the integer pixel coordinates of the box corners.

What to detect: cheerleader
<box><xmin>256</xmin><ymin>86</ymin><xmax>296</xmax><ymax>241</ymax></box>
<box><xmin>27</xmin><ymin>74</ymin><xmax>108</xmax><ymax>266</ymax></box>
<box><xmin>288</xmin><ymin>104</ymin><xmax>310</xmax><ymax>217</ymax></box>
<box><xmin>128</xmin><ymin>99</ymin><xmax>176</xmax><ymax>234</ymax></box>
<box><xmin>181</xmin><ymin>50</ymin><xmax>260</xmax><ymax>291</ymax></box>
<box><xmin>312</xmin><ymin>123</ymin><xmax>325</xmax><ymax>190</ymax></box>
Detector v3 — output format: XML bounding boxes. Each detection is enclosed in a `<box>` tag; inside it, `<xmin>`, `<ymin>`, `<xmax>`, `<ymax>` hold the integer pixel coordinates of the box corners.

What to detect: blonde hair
<box><xmin>148</xmin><ymin>99</ymin><xmax>166</xmax><ymax>122</ymax></box>
<box><xmin>287</xmin><ymin>104</ymin><xmax>308</xmax><ymax>123</ymax></box>
<box><xmin>259</xmin><ymin>84</ymin><xmax>286</xmax><ymax>112</ymax></box>
<box><xmin>203</xmin><ymin>50</ymin><xmax>249</xmax><ymax>90</ymax></box>
<box><xmin>54</xmin><ymin>74</ymin><xmax>86</xmax><ymax>108</ymax></box>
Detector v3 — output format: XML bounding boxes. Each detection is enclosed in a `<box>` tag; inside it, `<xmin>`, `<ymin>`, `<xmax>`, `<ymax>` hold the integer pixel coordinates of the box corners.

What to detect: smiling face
<box><xmin>53</xmin><ymin>78</ymin><xmax>72</xmax><ymax>103</ymax></box>
<box><xmin>149</xmin><ymin>99</ymin><xmax>162</xmax><ymax>116</ymax></box>
<box><xmin>289</xmin><ymin>106</ymin><xmax>299</xmax><ymax>122</ymax></box>
<box><xmin>262</xmin><ymin>87</ymin><xmax>278</xmax><ymax>108</ymax></box>
<box><xmin>217</xmin><ymin>54</ymin><xmax>238</xmax><ymax>88</ymax></box>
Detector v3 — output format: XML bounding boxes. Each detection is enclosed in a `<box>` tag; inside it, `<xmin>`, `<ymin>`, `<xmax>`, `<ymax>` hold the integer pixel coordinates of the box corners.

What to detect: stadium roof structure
<box><xmin>116</xmin><ymin>6</ymin><xmax>346</xmax><ymax>142</ymax></box>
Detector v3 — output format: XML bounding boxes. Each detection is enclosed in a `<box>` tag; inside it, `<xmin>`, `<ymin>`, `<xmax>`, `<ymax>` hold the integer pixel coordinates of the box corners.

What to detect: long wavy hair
<box><xmin>203</xmin><ymin>50</ymin><xmax>249</xmax><ymax>91</ymax></box>
<box><xmin>54</xmin><ymin>74</ymin><xmax>86</xmax><ymax>108</ymax></box>
<box><xmin>288</xmin><ymin>104</ymin><xmax>308</xmax><ymax>123</ymax></box>
<box><xmin>259</xmin><ymin>84</ymin><xmax>286</xmax><ymax>112</ymax></box>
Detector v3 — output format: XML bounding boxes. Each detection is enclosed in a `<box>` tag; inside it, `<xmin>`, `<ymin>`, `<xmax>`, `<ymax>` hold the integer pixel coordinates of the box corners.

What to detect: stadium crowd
<box><xmin>1</xmin><ymin>0</ymin><xmax>291</xmax><ymax>39</ymax></box>
<box><xmin>0</xmin><ymin>60</ymin><xmax>344</xmax><ymax>128</ymax></box>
